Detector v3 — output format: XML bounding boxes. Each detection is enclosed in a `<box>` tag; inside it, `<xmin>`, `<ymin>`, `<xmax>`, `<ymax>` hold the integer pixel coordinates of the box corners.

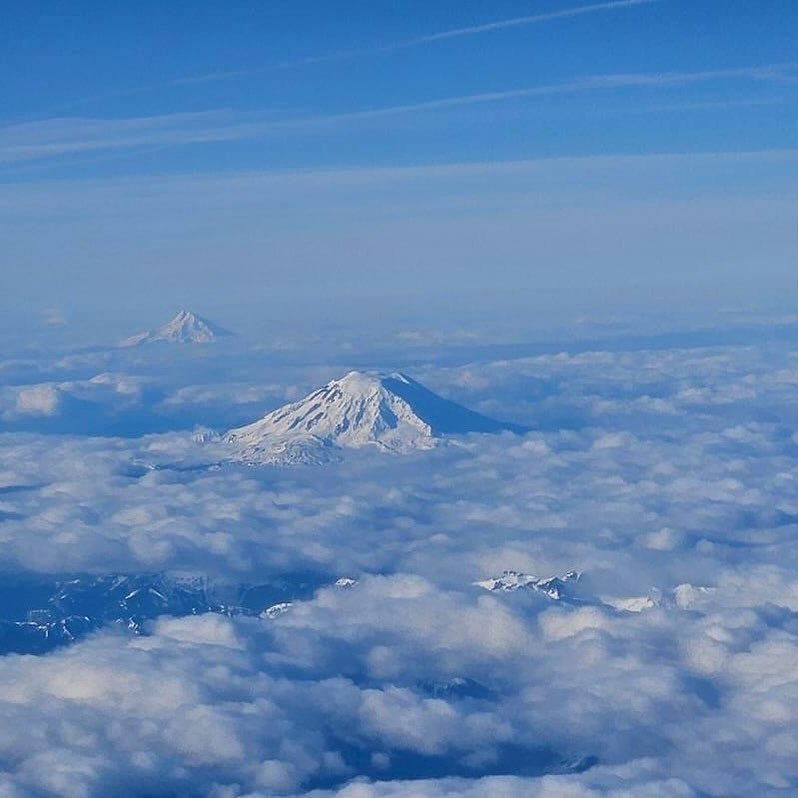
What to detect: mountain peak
<box><xmin>119</xmin><ymin>310</ymin><xmax>234</xmax><ymax>347</ymax></box>
<box><xmin>224</xmin><ymin>370</ymin><xmax>525</xmax><ymax>464</ymax></box>
<box><xmin>328</xmin><ymin>370</ymin><xmax>415</xmax><ymax>396</ymax></box>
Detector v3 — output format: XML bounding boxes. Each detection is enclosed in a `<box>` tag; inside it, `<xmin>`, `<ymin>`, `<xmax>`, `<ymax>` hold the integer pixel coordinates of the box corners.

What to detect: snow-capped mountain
<box><xmin>119</xmin><ymin>310</ymin><xmax>233</xmax><ymax>346</ymax></box>
<box><xmin>0</xmin><ymin>571</ymin><xmax>329</xmax><ymax>655</ymax></box>
<box><xmin>475</xmin><ymin>570</ymin><xmax>582</xmax><ymax>600</ymax></box>
<box><xmin>476</xmin><ymin>570</ymin><xmax>714</xmax><ymax>614</ymax></box>
<box><xmin>261</xmin><ymin>602</ymin><xmax>293</xmax><ymax>620</ymax></box>
<box><xmin>224</xmin><ymin>370</ymin><xmax>525</xmax><ymax>464</ymax></box>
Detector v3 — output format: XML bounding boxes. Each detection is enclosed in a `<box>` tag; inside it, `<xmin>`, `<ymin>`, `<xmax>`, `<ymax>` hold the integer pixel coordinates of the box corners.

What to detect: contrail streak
<box><xmin>25</xmin><ymin>0</ymin><xmax>661</xmax><ymax>115</ymax></box>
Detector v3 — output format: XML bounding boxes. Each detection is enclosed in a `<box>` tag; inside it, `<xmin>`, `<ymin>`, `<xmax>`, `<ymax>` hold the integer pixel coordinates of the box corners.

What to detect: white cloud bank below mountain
<box><xmin>0</xmin><ymin>336</ymin><xmax>795</xmax><ymax>796</ymax></box>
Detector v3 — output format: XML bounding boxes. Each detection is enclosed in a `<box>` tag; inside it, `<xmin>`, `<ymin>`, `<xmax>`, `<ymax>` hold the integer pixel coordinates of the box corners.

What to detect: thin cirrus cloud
<box><xmin>0</xmin><ymin>111</ymin><xmax>254</xmax><ymax>166</ymax></box>
<box><xmin>295</xmin><ymin>62</ymin><xmax>796</xmax><ymax>121</ymax></box>
<box><xmin>267</xmin><ymin>0</ymin><xmax>661</xmax><ymax>69</ymax></box>
<box><xmin>384</xmin><ymin>0</ymin><xmax>658</xmax><ymax>45</ymax></box>
<box><xmin>0</xmin><ymin>62</ymin><xmax>793</xmax><ymax>169</ymax></box>
<box><xmin>39</xmin><ymin>0</ymin><xmax>661</xmax><ymax>109</ymax></box>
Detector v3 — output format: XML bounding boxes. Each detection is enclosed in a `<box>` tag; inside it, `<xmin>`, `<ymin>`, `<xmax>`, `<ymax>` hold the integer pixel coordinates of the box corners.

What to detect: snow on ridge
<box><xmin>475</xmin><ymin>570</ymin><xmax>582</xmax><ymax>600</ymax></box>
<box><xmin>476</xmin><ymin>569</ymin><xmax>715</xmax><ymax>613</ymax></box>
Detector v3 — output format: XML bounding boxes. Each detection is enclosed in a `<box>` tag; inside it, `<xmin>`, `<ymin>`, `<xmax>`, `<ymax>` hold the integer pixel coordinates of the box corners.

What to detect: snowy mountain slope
<box><xmin>224</xmin><ymin>370</ymin><xmax>525</xmax><ymax>464</ymax></box>
<box><xmin>475</xmin><ymin>570</ymin><xmax>714</xmax><ymax>613</ymax></box>
<box><xmin>0</xmin><ymin>571</ymin><xmax>334</xmax><ymax>655</ymax></box>
<box><xmin>475</xmin><ymin>570</ymin><xmax>582</xmax><ymax>600</ymax></box>
<box><xmin>119</xmin><ymin>310</ymin><xmax>234</xmax><ymax>346</ymax></box>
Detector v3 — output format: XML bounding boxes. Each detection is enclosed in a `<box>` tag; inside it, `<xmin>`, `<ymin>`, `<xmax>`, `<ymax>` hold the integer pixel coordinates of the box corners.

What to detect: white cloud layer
<box><xmin>0</xmin><ymin>333</ymin><xmax>795</xmax><ymax>795</ymax></box>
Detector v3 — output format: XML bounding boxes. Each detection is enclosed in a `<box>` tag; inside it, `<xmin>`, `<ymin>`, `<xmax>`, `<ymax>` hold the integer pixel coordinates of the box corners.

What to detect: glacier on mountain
<box><xmin>224</xmin><ymin>370</ymin><xmax>525</xmax><ymax>464</ymax></box>
<box><xmin>475</xmin><ymin>570</ymin><xmax>582</xmax><ymax>600</ymax></box>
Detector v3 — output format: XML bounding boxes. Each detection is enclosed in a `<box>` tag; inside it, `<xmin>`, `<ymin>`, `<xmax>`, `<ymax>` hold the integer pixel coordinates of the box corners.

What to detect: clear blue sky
<box><xmin>1</xmin><ymin>1</ymin><xmax>795</xmax><ymax>330</ymax></box>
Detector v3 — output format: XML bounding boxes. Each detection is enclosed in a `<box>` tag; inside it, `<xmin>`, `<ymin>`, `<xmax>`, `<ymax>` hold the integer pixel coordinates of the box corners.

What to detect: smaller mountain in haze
<box><xmin>119</xmin><ymin>310</ymin><xmax>234</xmax><ymax>346</ymax></box>
<box><xmin>224</xmin><ymin>370</ymin><xmax>526</xmax><ymax>464</ymax></box>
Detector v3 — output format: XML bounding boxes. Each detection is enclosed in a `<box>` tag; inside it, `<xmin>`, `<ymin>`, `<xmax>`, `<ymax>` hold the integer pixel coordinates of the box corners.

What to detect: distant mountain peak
<box><xmin>224</xmin><ymin>370</ymin><xmax>525</xmax><ymax>464</ymax></box>
<box><xmin>119</xmin><ymin>310</ymin><xmax>234</xmax><ymax>347</ymax></box>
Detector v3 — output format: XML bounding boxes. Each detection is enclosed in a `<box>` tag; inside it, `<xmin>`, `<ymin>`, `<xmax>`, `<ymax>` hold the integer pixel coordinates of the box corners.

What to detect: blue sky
<box><xmin>1</xmin><ymin>0</ymin><xmax>795</xmax><ymax>330</ymax></box>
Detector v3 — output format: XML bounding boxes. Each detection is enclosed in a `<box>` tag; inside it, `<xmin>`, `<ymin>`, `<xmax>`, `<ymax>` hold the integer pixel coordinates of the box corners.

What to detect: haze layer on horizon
<box><xmin>2</xmin><ymin>0</ymin><xmax>795</xmax><ymax>330</ymax></box>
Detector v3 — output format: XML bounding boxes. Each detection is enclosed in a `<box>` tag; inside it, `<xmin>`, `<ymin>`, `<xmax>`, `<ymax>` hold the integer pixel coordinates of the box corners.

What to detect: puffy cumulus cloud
<box><xmin>0</xmin><ymin>618</ymin><xmax>322</xmax><ymax>797</ymax></box>
<box><xmin>0</xmin><ymin>373</ymin><xmax>317</xmax><ymax>437</ymax></box>
<box><xmin>296</xmin><ymin>767</ymin><xmax>700</xmax><ymax>797</ymax></box>
<box><xmin>0</xmin><ymin>338</ymin><xmax>795</xmax><ymax>794</ymax></box>
<box><xmin>11</xmin><ymin>384</ymin><xmax>62</xmax><ymax>416</ymax></box>
<box><xmin>272</xmin><ymin>587</ymin><xmax>690</xmax><ymax>772</ymax></box>
<box><xmin>0</xmin><ymin>336</ymin><xmax>365</xmax><ymax>438</ymax></box>
<box><xmin>0</xmin><ymin>352</ymin><xmax>794</xmax><ymax>586</ymax></box>
<box><xmin>0</xmin><ymin>375</ymin><xmax>151</xmax><ymax>434</ymax></box>
<box><xmin>420</xmin><ymin>343</ymin><xmax>796</xmax><ymax>437</ymax></box>
<box><xmin>1</xmin><ymin>570</ymin><xmax>798</xmax><ymax>796</ymax></box>
<box><xmin>0</xmin><ymin>599</ymin><xmax>557</xmax><ymax>796</ymax></box>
